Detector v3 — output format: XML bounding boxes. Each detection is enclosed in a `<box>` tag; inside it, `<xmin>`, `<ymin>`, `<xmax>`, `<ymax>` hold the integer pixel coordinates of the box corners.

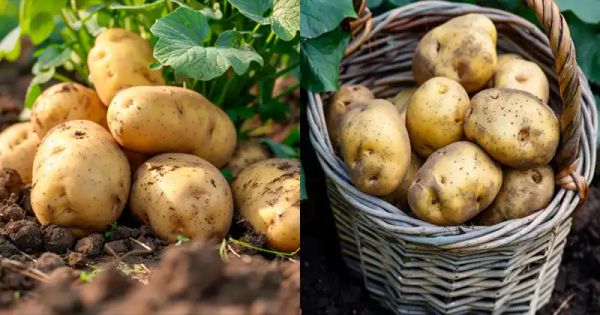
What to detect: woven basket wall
<box><xmin>307</xmin><ymin>1</ymin><xmax>598</xmax><ymax>314</ymax></box>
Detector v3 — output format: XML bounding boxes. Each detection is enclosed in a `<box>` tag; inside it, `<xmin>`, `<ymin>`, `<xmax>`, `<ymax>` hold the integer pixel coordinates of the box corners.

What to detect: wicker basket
<box><xmin>307</xmin><ymin>0</ymin><xmax>598</xmax><ymax>314</ymax></box>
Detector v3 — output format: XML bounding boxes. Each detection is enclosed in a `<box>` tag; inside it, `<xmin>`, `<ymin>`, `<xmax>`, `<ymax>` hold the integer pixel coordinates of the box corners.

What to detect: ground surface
<box><xmin>301</xmin><ymin>96</ymin><xmax>600</xmax><ymax>315</ymax></box>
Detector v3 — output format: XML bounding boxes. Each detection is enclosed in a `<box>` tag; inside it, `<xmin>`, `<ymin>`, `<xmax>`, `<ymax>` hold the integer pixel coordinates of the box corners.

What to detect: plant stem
<box><xmin>228</xmin><ymin>238</ymin><xmax>299</xmax><ymax>257</ymax></box>
<box><xmin>53</xmin><ymin>73</ymin><xmax>73</xmax><ymax>82</ymax></box>
<box><xmin>216</xmin><ymin>75</ymin><xmax>234</xmax><ymax>106</ymax></box>
<box><xmin>273</xmin><ymin>61</ymin><xmax>299</xmax><ymax>78</ymax></box>
<box><xmin>265</xmin><ymin>31</ymin><xmax>275</xmax><ymax>45</ymax></box>
<box><xmin>274</xmin><ymin>82</ymin><xmax>299</xmax><ymax>99</ymax></box>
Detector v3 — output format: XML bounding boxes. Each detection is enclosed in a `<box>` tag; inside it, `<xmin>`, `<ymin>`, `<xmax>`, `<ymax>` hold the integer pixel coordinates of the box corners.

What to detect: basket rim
<box><xmin>307</xmin><ymin>1</ymin><xmax>598</xmax><ymax>251</ymax></box>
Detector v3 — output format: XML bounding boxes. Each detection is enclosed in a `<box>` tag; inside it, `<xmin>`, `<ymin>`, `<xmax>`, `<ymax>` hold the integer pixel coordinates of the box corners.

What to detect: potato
<box><xmin>130</xmin><ymin>153</ymin><xmax>233</xmax><ymax>243</ymax></box>
<box><xmin>31</xmin><ymin>120</ymin><xmax>130</xmax><ymax>236</ymax></box>
<box><xmin>492</xmin><ymin>54</ymin><xmax>549</xmax><ymax>103</ymax></box>
<box><xmin>107</xmin><ymin>86</ymin><xmax>236</xmax><ymax>168</ymax></box>
<box><xmin>326</xmin><ymin>85</ymin><xmax>374</xmax><ymax>149</ymax></box>
<box><xmin>339</xmin><ymin>99</ymin><xmax>411</xmax><ymax>196</ymax></box>
<box><xmin>122</xmin><ymin>148</ymin><xmax>149</xmax><ymax>175</ymax></box>
<box><xmin>475</xmin><ymin>165</ymin><xmax>554</xmax><ymax>225</ymax></box>
<box><xmin>389</xmin><ymin>87</ymin><xmax>417</xmax><ymax>122</ymax></box>
<box><xmin>0</xmin><ymin>122</ymin><xmax>40</xmax><ymax>183</ymax></box>
<box><xmin>496</xmin><ymin>53</ymin><xmax>523</xmax><ymax>68</ymax></box>
<box><xmin>464</xmin><ymin>88</ymin><xmax>559</xmax><ymax>169</ymax></box>
<box><xmin>232</xmin><ymin>159</ymin><xmax>300</xmax><ymax>252</ymax></box>
<box><xmin>383</xmin><ymin>153</ymin><xmax>423</xmax><ymax>210</ymax></box>
<box><xmin>406</xmin><ymin>77</ymin><xmax>470</xmax><ymax>158</ymax></box>
<box><xmin>31</xmin><ymin>82</ymin><xmax>107</xmax><ymax>138</ymax></box>
<box><xmin>88</xmin><ymin>28</ymin><xmax>165</xmax><ymax>105</ymax></box>
<box><xmin>412</xmin><ymin>14</ymin><xmax>497</xmax><ymax>93</ymax></box>
<box><xmin>408</xmin><ymin>141</ymin><xmax>502</xmax><ymax>225</ymax></box>
<box><xmin>226</xmin><ymin>140</ymin><xmax>271</xmax><ymax>176</ymax></box>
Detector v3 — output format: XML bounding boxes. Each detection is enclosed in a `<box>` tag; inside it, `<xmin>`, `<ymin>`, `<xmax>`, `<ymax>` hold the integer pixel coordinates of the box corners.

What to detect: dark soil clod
<box><xmin>66</xmin><ymin>252</ymin><xmax>87</xmax><ymax>268</ymax></box>
<box><xmin>42</xmin><ymin>225</ymin><xmax>75</xmax><ymax>254</ymax></box>
<box><xmin>35</xmin><ymin>252</ymin><xmax>65</xmax><ymax>273</ymax></box>
<box><xmin>0</xmin><ymin>204</ymin><xmax>26</xmax><ymax>223</ymax></box>
<box><xmin>0</xmin><ymin>168</ymin><xmax>23</xmax><ymax>202</ymax></box>
<box><xmin>2</xmin><ymin>220</ymin><xmax>43</xmax><ymax>253</ymax></box>
<box><xmin>74</xmin><ymin>234</ymin><xmax>104</xmax><ymax>257</ymax></box>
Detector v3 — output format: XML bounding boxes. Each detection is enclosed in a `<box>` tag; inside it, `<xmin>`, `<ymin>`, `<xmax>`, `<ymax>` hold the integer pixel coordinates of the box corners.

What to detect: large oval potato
<box><xmin>88</xmin><ymin>28</ymin><xmax>165</xmax><ymax>105</ymax></box>
<box><xmin>130</xmin><ymin>153</ymin><xmax>233</xmax><ymax>243</ymax></box>
<box><xmin>31</xmin><ymin>82</ymin><xmax>107</xmax><ymax>137</ymax></box>
<box><xmin>406</xmin><ymin>77</ymin><xmax>470</xmax><ymax>158</ymax></box>
<box><xmin>383</xmin><ymin>153</ymin><xmax>423</xmax><ymax>211</ymax></box>
<box><xmin>412</xmin><ymin>14</ymin><xmax>497</xmax><ymax>93</ymax></box>
<box><xmin>226</xmin><ymin>140</ymin><xmax>271</xmax><ymax>177</ymax></box>
<box><xmin>0</xmin><ymin>122</ymin><xmax>40</xmax><ymax>183</ymax></box>
<box><xmin>408</xmin><ymin>141</ymin><xmax>502</xmax><ymax>225</ymax></box>
<box><xmin>475</xmin><ymin>165</ymin><xmax>554</xmax><ymax>225</ymax></box>
<box><xmin>493</xmin><ymin>54</ymin><xmax>549</xmax><ymax>103</ymax></box>
<box><xmin>107</xmin><ymin>86</ymin><xmax>236</xmax><ymax>168</ymax></box>
<box><xmin>232</xmin><ymin>159</ymin><xmax>300</xmax><ymax>252</ymax></box>
<box><xmin>326</xmin><ymin>85</ymin><xmax>374</xmax><ymax>150</ymax></box>
<box><xmin>464</xmin><ymin>88</ymin><xmax>559</xmax><ymax>169</ymax></box>
<box><xmin>339</xmin><ymin>99</ymin><xmax>411</xmax><ymax>196</ymax></box>
<box><xmin>31</xmin><ymin>120</ymin><xmax>130</xmax><ymax>236</ymax></box>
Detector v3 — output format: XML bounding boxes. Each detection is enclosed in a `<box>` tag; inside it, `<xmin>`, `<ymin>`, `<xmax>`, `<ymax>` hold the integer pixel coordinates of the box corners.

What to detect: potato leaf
<box><xmin>151</xmin><ymin>7</ymin><xmax>263</xmax><ymax>81</ymax></box>
<box><xmin>19</xmin><ymin>0</ymin><xmax>66</xmax><ymax>44</ymax></box>
<box><xmin>563</xmin><ymin>12</ymin><xmax>600</xmax><ymax>84</ymax></box>
<box><xmin>228</xmin><ymin>0</ymin><xmax>299</xmax><ymax>41</ymax></box>
<box><xmin>557</xmin><ymin>0</ymin><xmax>600</xmax><ymax>24</ymax></box>
<box><xmin>261</xmin><ymin>138</ymin><xmax>299</xmax><ymax>159</ymax></box>
<box><xmin>300</xmin><ymin>27</ymin><xmax>350</xmax><ymax>92</ymax></box>
<box><xmin>300</xmin><ymin>0</ymin><xmax>356</xmax><ymax>39</ymax></box>
<box><xmin>0</xmin><ymin>26</ymin><xmax>20</xmax><ymax>62</ymax></box>
<box><xmin>35</xmin><ymin>45</ymin><xmax>71</xmax><ymax>70</ymax></box>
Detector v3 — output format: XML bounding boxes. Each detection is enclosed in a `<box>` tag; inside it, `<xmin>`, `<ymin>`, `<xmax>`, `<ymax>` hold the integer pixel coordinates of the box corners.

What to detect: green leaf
<box><xmin>260</xmin><ymin>138</ymin><xmax>299</xmax><ymax>159</ymax></box>
<box><xmin>24</xmin><ymin>83</ymin><xmax>41</xmax><ymax>109</ymax></box>
<box><xmin>557</xmin><ymin>0</ymin><xmax>600</xmax><ymax>24</ymax></box>
<box><xmin>175</xmin><ymin>235</ymin><xmax>190</xmax><ymax>245</ymax></box>
<box><xmin>300</xmin><ymin>0</ymin><xmax>356</xmax><ymax>39</ymax></box>
<box><xmin>220</xmin><ymin>167</ymin><xmax>234</xmax><ymax>183</ymax></box>
<box><xmin>229</xmin><ymin>0</ymin><xmax>299</xmax><ymax>41</ymax></box>
<box><xmin>19</xmin><ymin>0</ymin><xmax>66</xmax><ymax>44</ymax></box>
<box><xmin>258</xmin><ymin>99</ymin><xmax>290</xmax><ymax>121</ymax></box>
<box><xmin>0</xmin><ymin>26</ymin><xmax>20</xmax><ymax>61</ymax></box>
<box><xmin>300</xmin><ymin>27</ymin><xmax>350</xmax><ymax>92</ymax></box>
<box><xmin>200</xmin><ymin>3</ymin><xmax>223</xmax><ymax>20</ymax></box>
<box><xmin>151</xmin><ymin>7</ymin><xmax>263</xmax><ymax>81</ymax></box>
<box><xmin>563</xmin><ymin>12</ymin><xmax>600</xmax><ymax>84</ymax></box>
<box><xmin>300</xmin><ymin>165</ymin><xmax>306</xmax><ymax>200</ymax></box>
<box><xmin>283</xmin><ymin>125</ymin><xmax>300</xmax><ymax>146</ymax></box>
<box><xmin>35</xmin><ymin>45</ymin><xmax>71</xmax><ymax>70</ymax></box>
<box><xmin>226</xmin><ymin>106</ymin><xmax>255</xmax><ymax>124</ymax></box>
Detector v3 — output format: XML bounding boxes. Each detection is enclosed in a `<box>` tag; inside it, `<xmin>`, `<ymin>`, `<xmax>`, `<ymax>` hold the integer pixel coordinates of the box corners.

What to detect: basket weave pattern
<box><xmin>307</xmin><ymin>1</ymin><xmax>597</xmax><ymax>314</ymax></box>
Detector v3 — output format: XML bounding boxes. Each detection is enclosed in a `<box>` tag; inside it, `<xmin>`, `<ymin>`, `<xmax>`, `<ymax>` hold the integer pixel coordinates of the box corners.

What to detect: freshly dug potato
<box><xmin>226</xmin><ymin>140</ymin><xmax>271</xmax><ymax>176</ymax></box>
<box><xmin>232</xmin><ymin>159</ymin><xmax>300</xmax><ymax>252</ymax></box>
<box><xmin>0</xmin><ymin>122</ymin><xmax>40</xmax><ymax>183</ymax></box>
<box><xmin>339</xmin><ymin>99</ymin><xmax>411</xmax><ymax>196</ymax></box>
<box><xmin>493</xmin><ymin>54</ymin><xmax>549</xmax><ymax>103</ymax></box>
<box><xmin>107</xmin><ymin>86</ymin><xmax>236</xmax><ymax>168</ymax></box>
<box><xmin>496</xmin><ymin>53</ymin><xmax>523</xmax><ymax>68</ymax></box>
<box><xmin>412</xmin><ymin>14</ymin><xmax>497</xmax><ymax>93</ymax></box>
<box><xmin>475</xmin><ymin>165</ymin><xmax>554</xmax><ymax>225</ymax></box>
<box><xmin>408</xmin><ymin>141</ymin><xmax>502</xmax><ymax>225</ymax></box>
<box><xmin>389</xmin><ymin>87</ymin><xmax>417</xmax><ymax>122</ymax></box>
<box><xmin>406</xmin><ymin>77</ymin><xmax>470</xmax><ymax>158</ymax></box>
<box><xmin>326</xmin><ymin>85</ymin><xmax>374</xmax><ymax>149</ymax></box>
<box><xmin>383</xmin><ymin>153</ymin><xmax>423</xmax><ymax>210</ymax></box>
<box><xmin>130</xmin><ymin>153</ymin><xmax>233</xmax><ymax>243</ymax></box>
<box><xmin>464</xmin><ymin>88</ymin><xmax>559</xmax><ymax>169</ymax></box>
<box><xmin>31</xmin><ymin>120</ymin><xmax>130</xmax><ymax>236</ymax></box>
<box><xmin>31</xmin><ymin>82</ymin><xmax>107</xmax><ymax>138</ymax></box>
<box><xmin>88</xmin><ymin>28</ymin><xmax>165</xmax><ymax>105</ymax></box>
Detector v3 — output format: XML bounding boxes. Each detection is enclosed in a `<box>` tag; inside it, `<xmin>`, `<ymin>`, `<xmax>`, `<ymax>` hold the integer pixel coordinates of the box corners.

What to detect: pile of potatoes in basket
<box><xmin>0</xmin><ymin>29</ymin><xmax>300</xmax><ymax>253</ymax></box>
<box><xmin>327</xmin><ymin>14</ymin><xmax>558</xmax><ymax>226</ymax></box>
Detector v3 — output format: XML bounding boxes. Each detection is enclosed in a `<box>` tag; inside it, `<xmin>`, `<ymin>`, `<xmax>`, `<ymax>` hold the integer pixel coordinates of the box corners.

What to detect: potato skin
<box><xmin>383</xmin><ymin>153</ymin><xmax>423</xmax><ymax>211</ymax></box>
<box><xmin>130</xmin><ymin>153</ymin><xmax>233</xmax><ymax>243</ymax></box>
<box><xmin>31</xmin><ymin>120</ymin><xmax>130</xmax><ymax>236</ymax></box>
<box><xmin>408</xmin><ymin>141</ymin><xmax>502</xmax><ymax>225</ymax></box>
<box><xmin>232</xmin><ymin>159</ymin><xmax>300</xmax><ymax>252</ymax></box>
<box><xmin>464</xmin><ymin>88</ymin><xmax>559</xmax><ymax>169</ymax></box>
<box><xmin>226</xmin><ymin>140</ymin><xmax>271</xmax><ymax>176</ymax></box>
<box><xmin>339</xmin><ymin>99</ymin><xmax>411</xmax><ymax>196</ymax></box>
<box><xmin>412</xmin><ymin>14</ymin><xmax>497</xmax><ymax>93</ymax></box>
<box><xmin>0</xmin><ymin>122</ymin><xmax>40</xmax><ymax>183</ymax></box>
<box><xmin>475</xmin><ymin>165</ymin><xmax>554</xmax><ymax>225</ymax></box>
<box><xmin>493</xmin><ymin>55</ymin><xmax>549</xmax><ymax>103</ymax></box>
<box><xmin>88</xmin><ymin>28</ymin><xmax>165</xmax><ymax>105</ymax></box>
<box><xmin>31</xmin><ymin>83</ymin><xmax>107</xmax><ymax>138</ymax></box>
<box><xmin>406</xmin><ymin>77</ymin><xmax>470</xmax><ymax>158</ymax></box>
<box><xmin>107</xmin><ymin>86</ymin><xmax>237</xmax><ymax>168</ymax></box>
<box><xmin>389</xmin><ymin>87</ymin><xmax>417</xmax><ymax>122</ymax></box>
<box><xmin>326</xmin><ymin>85</ymin><xmax>374</xmax><ymax>150</ymax></box>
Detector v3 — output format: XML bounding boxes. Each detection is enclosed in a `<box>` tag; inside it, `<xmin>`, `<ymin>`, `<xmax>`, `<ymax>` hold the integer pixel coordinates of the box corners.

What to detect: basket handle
<box><xmin>343</xmin><ymin>0</ymin><xmax>588</xmax><ymax>201</ymax></box>
<box><xmin>525</xmin><ymin>0</ymin><xmax>587</xmax><ymax>201</ymax></box>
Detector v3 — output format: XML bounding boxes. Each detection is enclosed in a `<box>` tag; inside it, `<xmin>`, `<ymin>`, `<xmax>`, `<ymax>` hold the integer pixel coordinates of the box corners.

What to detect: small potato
<box><xmin>31</xmin><ymin>82</ymin><xmax>107</xmax><ymax>138</ymax></box>
<box><xmin>406</xmin><ymin>77</ymin><xmax>470</xmax><ymax>158</ymax></box>
<box><xmin>389</xmin><ymin>87</ymin><xmax>417</xmax><ymax>122</ymax></box>
<box><xmin>232</xmin><ymin>159</ymin><xmax>300</xmax><ymax>252</ymax></box>
<box><xmin>326</xmin><ymin>85</ymin><xmax>374</xmax><ymax>149</ymax></box>
<box><xmin>408</xmin><ymin>141</ymin><xmax>502</xmax><ymax>225</ymax></box>
<box><xmin>31</xmin><ymin>120</ymin><xmax>130</xmax><ymax>236</ymax></box>
<box><xmin>383</xmin><ymin>153</ymin><xmax>423</xmax><ymax>211</ymax></box>
<box><xmin>464</xmin><ymin>88</ymin><xmax>559</xmax><ymax>169</ymax></box>
<box><xmin>412</xmin><ymin>14</ymin><xmax>497</xmax><ymax>93</ymax></box>
<box><xmin>226</xmin><ymin>140</ymin><xmax>271</xmax><ymax>176</ymax></box>
<box><xmin>492</xmin><ymin>55</ymin><xmax>549</xmax><ymax>103</ymax></box>
<box><xmin>475</xmin><ymin>165</ymin><xmax>555</xmax><ymax>225</ymax></box>
<box><xmin>130</xmin><ymin>153</ymin><xmax>233</xmax><ymax>243</ymax></box>
<box><xmin>0</xmin><ymin>122</ymin><xmax>40</xmax><ymax>183</ymax></box>
<box><xmin>339</xmin><ymin>99</ymin><xmax>411</xmax><ymax>196</ymax></box>
<box><xmin>88</xmin><ymin>28</ymin><xmax>165</xmax><ymax>105</ymax></box>
<box><xmin>107</xmin><ymin>86</ymin><xmax>236</xmax><ymax>168</ymax></box>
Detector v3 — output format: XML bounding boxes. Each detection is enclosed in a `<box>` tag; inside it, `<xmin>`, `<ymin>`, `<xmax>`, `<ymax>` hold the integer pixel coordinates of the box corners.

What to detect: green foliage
<box><xmin>556</xmin><ymin>0</ymin><xmax>600</xmax><ymax>24</ymax></box>
<box><xmin>79</xmin><ymin>266</ymin><xmax>101</xmax><ymax>283</ymax></box>
<box><xmin>300</xmin><ymin>0</ymin><xmax>356</xmax><ymax>38</ymax></box>
<box><xmin>175</xmin><ymin>235</ymin><xmax>190</xmax><ymax>245</ymax></box>
<box><xmin>261</xmin><ymin>138</ymin><xmax>299</xmax><ymax>159</ymax></box>
<box><xmin>104</xmin><ymin>222</ymin><xmax>119</xmax><ymax>239</ymax></box>
<box><xmin>228</xmin><ymin>0</ymin><xmax>300</xmax><ymax>41</ymax></box>
<box><xmin>301</xmin><ymin>27</ymin><xmax>350</xmax><ymax>92</ymax></box>
<box><xmin>0</xmin><ymin>26</ymin><xmax>20</xmax><ymax>61</ymax></box>
<box><xmin>220</xmin><ymin>167</ymin><xmax>234</xmax><ymax>183</ymax></box>
<box><xmin>19</xmin><ymin>0</ymin><xmax>66</xmax><ymax>44</ymax></box>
